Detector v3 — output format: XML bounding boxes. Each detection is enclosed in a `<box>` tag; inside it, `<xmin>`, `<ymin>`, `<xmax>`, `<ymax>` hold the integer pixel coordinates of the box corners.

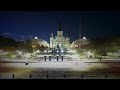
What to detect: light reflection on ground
<box><xmin>1</xmin><ymin>59</ymin><xmax>120</xmax><ymax>79</ymax></box>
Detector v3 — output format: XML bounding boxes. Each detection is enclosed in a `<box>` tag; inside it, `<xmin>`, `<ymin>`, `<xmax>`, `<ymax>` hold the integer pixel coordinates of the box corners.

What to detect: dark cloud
<box><xmin>21</xmin><ymin>36</ymin><xmax>24</xmax><ymax>37</ymax></box>
<box><xmin>3</xmin><ymin>32</ymin><xmax>11</xmax><ymax>35</ymax></box>
<box><xmin>28</xmin><ymin>35</ymin><xmax>34</xmax><ymax>39</ymax></box>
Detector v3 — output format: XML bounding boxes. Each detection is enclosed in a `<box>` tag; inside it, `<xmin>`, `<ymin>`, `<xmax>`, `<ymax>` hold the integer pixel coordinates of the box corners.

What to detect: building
<box><xmin>50</xmin><ymin>20</ymin><xmax>70</xmax><ymax>51</ymax></box>
<box><xmin>71</xmin><ymin>37</ymin><xmax>89</xmax><ymax>49</ymax></box>
<box><xmin>31</xmin><ymin>37</ymin><xmax>49</xmax><ymax>49</ymax></box>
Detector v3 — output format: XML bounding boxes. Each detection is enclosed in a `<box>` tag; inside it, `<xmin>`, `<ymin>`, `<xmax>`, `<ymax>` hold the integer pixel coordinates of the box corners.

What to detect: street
<box><xmin>1</xmin><ymin>58</ymin><xmax>120</xmax><ymax>79</ymax></box>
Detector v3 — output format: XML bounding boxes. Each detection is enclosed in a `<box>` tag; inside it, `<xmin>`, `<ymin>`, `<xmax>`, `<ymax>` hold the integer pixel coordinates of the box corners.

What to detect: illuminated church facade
<box><xmin>50</xmin><ymin>20</ymin><xmax>70</xmax><ymax>51</ymax></box>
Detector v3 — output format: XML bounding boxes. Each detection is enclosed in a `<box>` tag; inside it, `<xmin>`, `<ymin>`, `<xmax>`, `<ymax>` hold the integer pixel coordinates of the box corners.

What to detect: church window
<box><xmin>59</xmin><ymin>35</ymin><xmax>61</xmax><ymax>37</ymax></box>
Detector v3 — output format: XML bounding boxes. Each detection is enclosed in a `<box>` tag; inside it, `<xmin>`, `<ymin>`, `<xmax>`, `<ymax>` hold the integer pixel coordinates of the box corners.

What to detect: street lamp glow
<box><xmin>36</xmin><ymin>50</ymin><xmax>40</xmax><ymax>53</ymax></box>
<box><xmin>87</xmin><ymin>51</ymin><xmax>92</xmax><ymax>57</ymax></box>
<box><xmin>18</xmin><ymin>51</ymin><xmax>22</xmax><ymax>55</ymax></box>
<box><xmin>48</xmin><ymin>50</ymin><xmax>52</xmax><ymax>53</ymax></box>
<box><xmin>61</xmin><ymin>49</ymin><xmax>64</xmax><ymax>53</ymax></box>
<box><xmin>75</xmin><ymin>53</ymin><xmax>79</xmax><ymax>65</ymax></box>
<box><xmin>75</xmin><ymin>53</ymin><xmax>79</xmax><ymax>60</ymax></box>
<box><xmin>44</xmin><ymin>50</ymin><xmax>47</xmax><ymax>53</ymax></box>
<box><xmin>57</xmin><ymin>50</ymin><xmax>59</xmax><ymax>53</ymax></box>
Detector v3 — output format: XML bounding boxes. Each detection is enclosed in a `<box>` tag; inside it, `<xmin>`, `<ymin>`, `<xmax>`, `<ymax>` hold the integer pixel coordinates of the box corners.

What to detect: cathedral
<box><xmin>50</xmin><ymin>20</ymin><xmax>70</xmax><ymax>51</ymax></box>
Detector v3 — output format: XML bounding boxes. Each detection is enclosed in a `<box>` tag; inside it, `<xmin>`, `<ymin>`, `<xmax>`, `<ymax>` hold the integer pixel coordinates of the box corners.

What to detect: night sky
<box><xmin>0</xmin><ymin>11</ymin><xmax>120</xmax><ymax>43</ymax></box>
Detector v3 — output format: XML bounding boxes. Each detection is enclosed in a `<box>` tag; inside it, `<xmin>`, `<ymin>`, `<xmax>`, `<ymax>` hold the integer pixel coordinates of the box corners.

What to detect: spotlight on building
<box><xmin>34</xmin><ymin>37</ymin><xmax>38</xmax><ymax>39</ymax></box>
<box><xmin>83</xmin><ymin>37</ymin><xmax>86</xmax><ymax>40</ymax></box>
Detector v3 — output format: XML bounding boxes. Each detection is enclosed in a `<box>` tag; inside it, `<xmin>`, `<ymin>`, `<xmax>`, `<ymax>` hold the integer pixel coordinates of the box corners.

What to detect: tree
<box><xmin>3</xmin><ymin>45</ymin><xmax>16</xmax><ymax>57</ymax></box>
<box><xmin>37</xmin><ymin>45</ymin><xmax>48</xmax><ymax>52</ymax></box>
<box><xmin>0</xmin><ymin>35</ymin><xmax>17</xmax><ymax>51</ymax></box>
<box><xmin>17</xmin><ymin>40</ymin><xmax>33</xmax><ymax>57</ymax></box>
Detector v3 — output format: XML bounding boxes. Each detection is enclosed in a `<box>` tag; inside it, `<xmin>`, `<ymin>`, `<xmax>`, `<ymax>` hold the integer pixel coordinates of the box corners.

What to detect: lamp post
<box><xmin>74</xmin><ymin>50</ymin><xmax>78</xmax><ymax>65</ymax></box>
<box><xmin>76</xmin><ymin>57</ymin><xmax>78</xmax><ymax>65</ymax></box>
<box><xmin>75</xmin><ymin>54</ymin><xmax>78</xmax><ymax>65</ymax></box>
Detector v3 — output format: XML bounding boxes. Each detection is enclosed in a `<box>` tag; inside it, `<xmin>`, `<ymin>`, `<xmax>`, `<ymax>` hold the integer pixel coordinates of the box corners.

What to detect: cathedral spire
<box><xmin>51</xmin><ymin>33</ymin><xmax>53</xmax><ymax>37</ymax></box>
<box><xmin>79</xmin><ymin>16</ymin><xmax>82</xmax><ymax>39</ymax></box>
<box><xmin>67</xmin><ymin>32</ymin><xmax>70</xmax><ymax>37</ymax></box>
<box><xmin>58</xmin><ymin>17</ymin><xmax>62</xmax><ymax>31</ymax></box>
